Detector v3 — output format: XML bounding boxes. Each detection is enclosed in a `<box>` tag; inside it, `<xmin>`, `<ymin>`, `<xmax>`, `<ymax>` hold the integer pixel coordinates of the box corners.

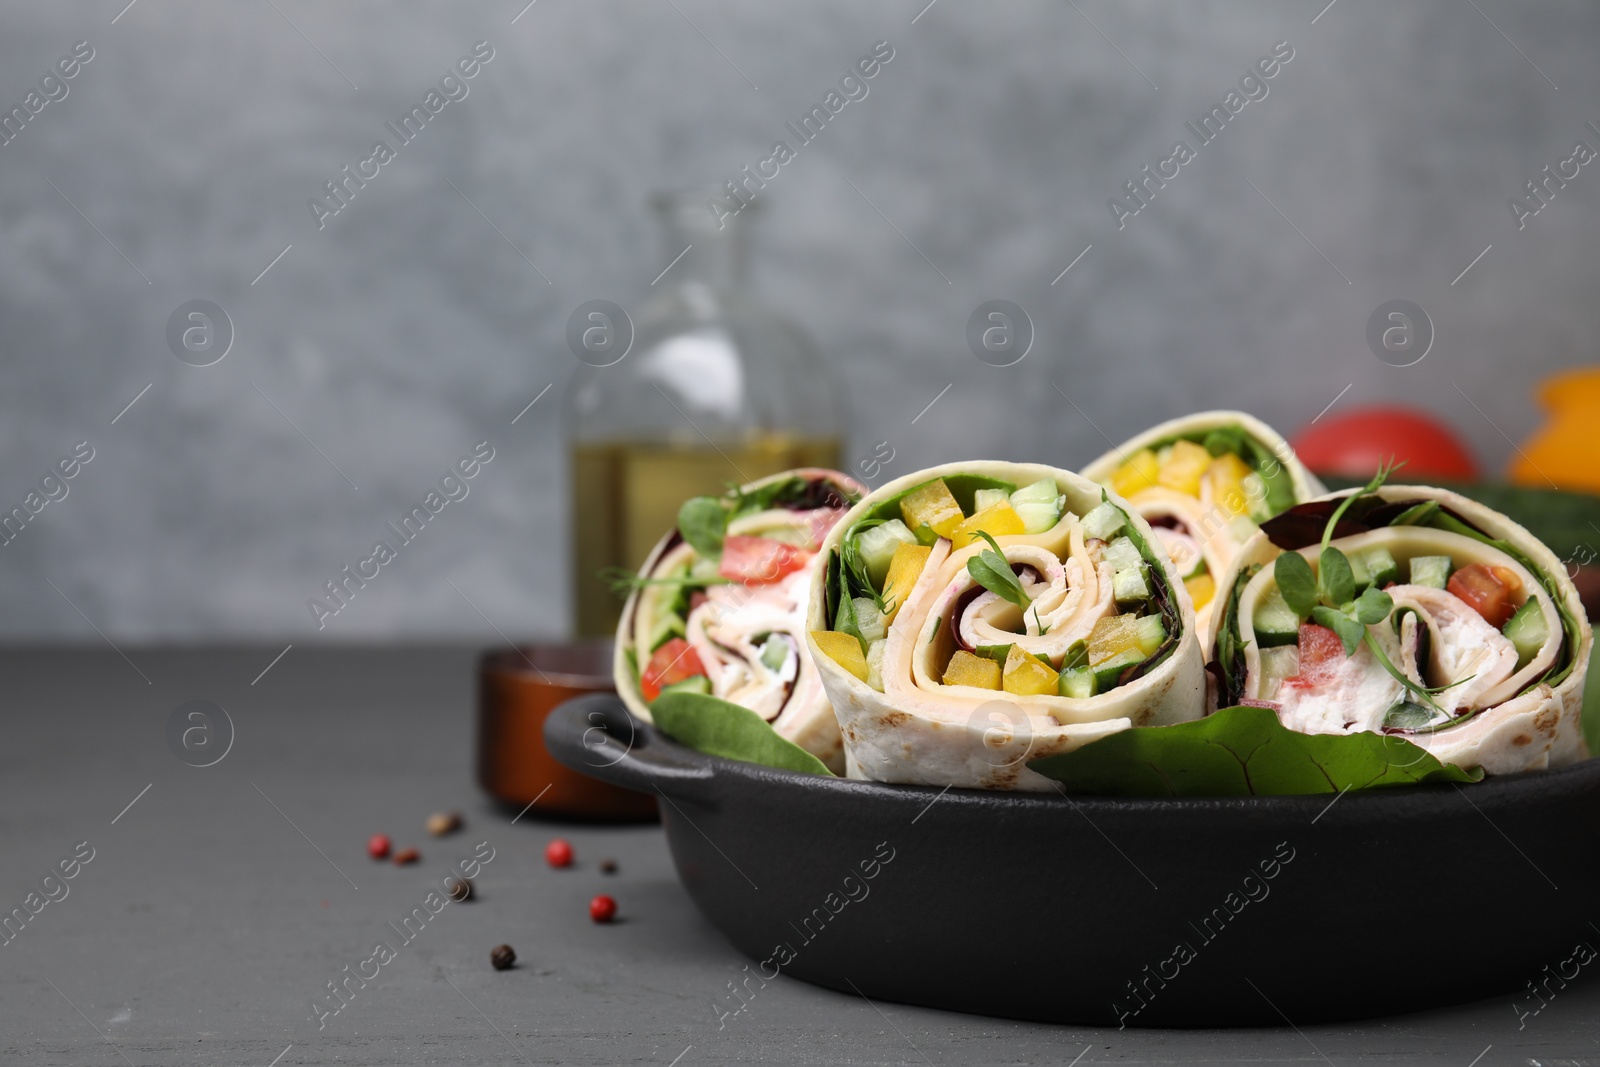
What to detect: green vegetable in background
<box><xmin>1028</xmin><ymin>704</ymin><xmax>1482</xmax><ymax>796</ymax></box>
<box><xmin>1584</xmin><ymin>642</ymin><xmax>1600</xmax><ymax>757</ymax></box>
<box><xmin>651</xmin><ymin>691</ymin><xmax>834</xmax><ymax>777</ymax></box>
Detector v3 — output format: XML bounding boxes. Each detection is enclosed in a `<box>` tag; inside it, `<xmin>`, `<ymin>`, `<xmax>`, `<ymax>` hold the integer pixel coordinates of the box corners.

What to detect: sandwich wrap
<box><xmin>1081</xmin><ymin>411</ymin><xmax>1325</xmax><ymax>628</ymax></box>
<box><xmin>615</xmin><ymin>468</ymin><xmax>866</xmax><ymax>774</ymax></box>
<box><xmin>1207</xmin><ymin>483</ymin><xmax>1591</xmax><ymax>774</ymax></box>
<box><xmin>806</xmin><ymin>462</ymin><xmax>1207</xmax><ymax>790</ymax></box>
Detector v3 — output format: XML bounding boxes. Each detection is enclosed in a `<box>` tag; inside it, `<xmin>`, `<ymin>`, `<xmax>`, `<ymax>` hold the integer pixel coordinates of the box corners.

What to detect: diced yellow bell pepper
<box><xmin>1110</xmin><ymin>448</ymin><xmax>1160</xmax><ymax>500</ymax></box>
<box><xmin>812</xmin><ymin>630</ymin><xmax>869</xmax><ymax>683</ymax></box>
<box><xmin>1158</xmin><ymin>439</ymin><xmax>1212</xmax><ymax>497</ymax></box>
<box><xmin>1202</xmin><ymin>453</ymin><xmax>1254</xmax><ymax>518</ymax></box>
<box><xmin>1184</xmin><ymin>573</ymin><xmax>1216</xmax><ymax>611</ymax></box>
<box><xmin>943</xmin><ymin>649</ymin><xmax>1002</xmax><ymax>690</ymax></box>
<box><xmin>900</xmin><ymin>479</ymin><xmax>965</xmax><ymax>540</ymax></box>
<box><xmin>951</xmin><ymin>502</ymin><xmax>1026</xmax><ymax>550</ymax></box>
<box><xmin>1087</xmin><ymin>613</ymin><xmax>1142</xmax><ymax>666</ymax></box>
<box><xmin>1002</xmin><ymin>645</ymin><xmax>1058</xmax><ymax>696</ymax></box>
<box><xmin>881</xmin><ymin>543</ymin><xmax>932</xmax><ymax>623</ymax></box>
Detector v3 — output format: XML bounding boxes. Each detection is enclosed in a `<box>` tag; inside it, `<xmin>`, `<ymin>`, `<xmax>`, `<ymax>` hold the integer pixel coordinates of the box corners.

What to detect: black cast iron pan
<box><xmin>545</xmin><ymin>693</ymin><xmax>1600</xmax><ymax>1028</ymax></box>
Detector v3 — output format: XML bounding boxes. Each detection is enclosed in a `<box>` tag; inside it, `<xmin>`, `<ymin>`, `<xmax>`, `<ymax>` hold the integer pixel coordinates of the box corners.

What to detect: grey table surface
<box><xmin>1</xmin><ymin>646</ymin><xmax>1596</xmax><ymax>1067</ymax></box>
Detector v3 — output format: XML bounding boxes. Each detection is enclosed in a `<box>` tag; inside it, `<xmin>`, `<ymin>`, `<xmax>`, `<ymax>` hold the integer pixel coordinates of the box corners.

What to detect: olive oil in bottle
<box><xmin>564</xmin><ymin>192</ymin><xmax>842</xmax><ymax>636</ymax></box>
<box><xmin>570</xmin><ymin>435</ymin><xmax>840</xmax><ymax>636</ymax></box>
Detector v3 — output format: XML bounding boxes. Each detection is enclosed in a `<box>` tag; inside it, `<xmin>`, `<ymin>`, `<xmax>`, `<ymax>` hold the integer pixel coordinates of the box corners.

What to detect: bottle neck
<box><xmin>652</xmin><ymin>191</ymin><xmax>750</xmax><ymax>291</ymax></box>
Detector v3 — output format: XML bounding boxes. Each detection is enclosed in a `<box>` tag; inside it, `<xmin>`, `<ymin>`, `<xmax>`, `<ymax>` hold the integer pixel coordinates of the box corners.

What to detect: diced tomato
<box><xmin>1446</xmin><ymin>563</ymin><xmax>1522</xmax><ymax>628</ymax></box>
<box><xmin>1288</xmin><ymin>624</ymin><xmax>1345</xmax><ymax>687</ymax></box>
<box><xmin>640</xmin><ymin>638</ymin><xmax>705</xmax><ymax>702</ymax></box>
<box><xmin>719</xmin><ymin>535</ymin><xmax>807</xmax><ymax>585</ymax></box>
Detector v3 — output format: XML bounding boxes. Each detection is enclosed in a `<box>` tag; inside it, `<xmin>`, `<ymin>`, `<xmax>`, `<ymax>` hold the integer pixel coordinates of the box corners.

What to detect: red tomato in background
<box><xmin>1292</xmin><ymin>406</ymin><xmax>1480</xmax><ymax>481</ymax></box>
<box><xmin>719</xmin><ymin>535</ymin><xmax>807</xmax><ymax>585</ymax></box>
<box><xmin>639</xmin><ymin>638</ymin><xmax>705</xmax><ymax>702</ymax></box>
<box><xmin>1447</xmin><ymin>563</ymin><xmax>1522</xmax><ymax>628</ymax></box>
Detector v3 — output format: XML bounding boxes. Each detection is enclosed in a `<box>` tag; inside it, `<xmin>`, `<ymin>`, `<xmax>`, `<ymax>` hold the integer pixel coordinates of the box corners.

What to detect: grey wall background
<box><xmin>0</xmin><ymin>0</ymin><xmax>1595</xmax><ymax>642</ymax></box>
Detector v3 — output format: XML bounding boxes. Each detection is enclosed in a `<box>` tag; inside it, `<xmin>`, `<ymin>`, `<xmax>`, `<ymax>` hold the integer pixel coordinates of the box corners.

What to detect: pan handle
<box><xmin>543</xmin><ymin>693</ymin><xmax>717</xmax><ymax>804</ymax></box>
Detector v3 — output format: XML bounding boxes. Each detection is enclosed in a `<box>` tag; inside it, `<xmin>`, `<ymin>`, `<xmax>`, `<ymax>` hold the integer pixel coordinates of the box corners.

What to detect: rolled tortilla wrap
<box><xmin>806</xmin><ymin>462</ymin><xmax>1207</xmax><ymax>791</ymax></box>
<box><xmin>1207</xmin><ymin>484</ymin><xmax>1591</xmax><ymax>775</ymax></box>
<box><xmin>1080</xmin><ymin>411</ymin><xmax>1326</xmax><ymax>629</ymax></box>
<box><xmin>615</xmin><ymin>469</ymin><xmax>866</xmax><ymax>774</ymax></box>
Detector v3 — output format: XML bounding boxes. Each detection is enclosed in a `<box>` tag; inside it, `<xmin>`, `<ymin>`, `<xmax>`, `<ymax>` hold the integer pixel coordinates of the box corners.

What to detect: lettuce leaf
<box><xmin>676</xmin><ymin>496</ymin><xmax>727</xmax><ymax>558</ymax></box>
<box><xmin>1028</xmin><ymin>704</ymin><xmax>1482</xmax><ymax>796</ymax></box>
<box><xmin>651</xmin><ymin>691</ymin><xmax>834</xmax><ymax>776</ymax></box>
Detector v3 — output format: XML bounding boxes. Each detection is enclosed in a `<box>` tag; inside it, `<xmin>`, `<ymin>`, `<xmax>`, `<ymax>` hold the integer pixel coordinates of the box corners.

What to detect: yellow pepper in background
<box><xmin>1157</xmin><ymin>440</ymin><xmax>1212</xmax><ymax>497</ymax></box>
<box><xmin>1110</xmin><ymin>449</ymin><xmax>1159</xmax><ymax>499</ymax></box>
<box><xmin>1512</xmin><ymin>368</ymin><xmax>1600</xmax><ymax>491</ymax></box>
<box><xmin>1202</xmin><ymin>453</ymin><xmax>1253</xmax><ymax>517</ymax></box>
<box><xmin>1185</xmin><ymin>573</ymin><xmax>1216</xmax><ymax>611</ymax></box>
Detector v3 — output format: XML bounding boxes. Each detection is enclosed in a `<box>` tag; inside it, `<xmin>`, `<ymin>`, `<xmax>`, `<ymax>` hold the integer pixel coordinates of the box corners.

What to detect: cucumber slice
<box><xmin>865</xmin><ymin>639</ymin><xmax>886</xmax><ymax>691</ymax></box>
<box><xmin>853</xmin><ymin>597</ymin><xmax>887</xmax><ymax>643</ymax></box>
<box><xmin>1082</xmin><ymin>501</ymin><xmax>1127</xmax><ymax>542</ymax></box>
<box><xmin>1102</xmin><ymin>536</ymin><xmax>1143</xmax><ymax>573</ymax></box>
<box><xmin>1252</xmin><ymin>587</ymin><xmax>1302</xmax><ymax>648</ymax></box>
<box><xmin>1112</xmin><ymin>562</ymin><xmax>1152</xmax><ymax>607</ymax></box>
<box><xmin>759</xmin><ymin>635</ymin><xmax>791</xmax><ymax>673</ymax></box>
<box><xmin>1057</xmin><ymin>665</ymin><xmax>1097</xmax><ymax>699</ymax></box>
<box><xmin>1228</xmin><ymin>514</ymin><xmax>1262</xmax><ymax>544</ymax></box>
<box><xmin>1061</xmin><ymin>638</ymin><xmax>1090</xmax><ymax>670</ymax></box>
<box><xmin>856</xmin><ymin>520</ymin><xmax>917</xmax><ymax>587</ymax></box>
<box><xmin>1242</xmin><ymin>472</ymin><xmax>1271</xmax><ymax>522</ymax></box>
<box><xmin>1256</xmin><ymin>644</ymin><xmax>1300</xmax><ymax>700</ymax></box>
<box><xmin>1409</xmin><ymin>555</ymin><xmax>1452</xmax><ymax>589</ymax></box>
<box><xmin>1351</xmin><ymin>547</ymin><xmax>1399</xmax><ymax>591</ymax></box>
<box><xmin>1009</xmin><ymin>478</ymin><xmax>1063</xmax><ymax>534</ymax></box>
<box><xmin>1091</xmin><ymin>648</ymin><xmax>1145</xmax><ymax>691</ymax></box>
<box><xmin>1503</xmin><ymin>598</ymin><xmax>1549</xmax><ymax>670</ymax></box>
<box><xmin>655</xmin><ymin>675</ymin><xmax>710</xmax><ymax>700</ymax></box>
<box><xmin>1009</xmin><ymin>477</ymin><xmax>1059</xmax><ymax>507</ymax></box>
<box><xmin>1132</xmin><ymin>614</ymin><xmax>1167</xmax><ymax>657</ymax></box>
<box><xmin>1013</xmin><ymin>501</ymin><xmax>1061</xmax><ymax>535</ymax></box>
<box><xmin>973</xmin><ymin>488</ymin><xmax>1010</xmax><ymax>513</ymax></box>
<box><xmin>647</xmin><ymin>610</ymin><xmax>686</xmax><ymax>652</ymax></box>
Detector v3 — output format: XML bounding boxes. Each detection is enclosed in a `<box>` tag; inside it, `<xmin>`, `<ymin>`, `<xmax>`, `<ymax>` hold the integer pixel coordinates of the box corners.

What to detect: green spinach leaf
<box><xmin>1319</xmin><ymin>546</ymin><xmax>1356</xmax><ymax>606</ymax></box>
<box><xmin>677</xmin><ymin>496</ymin><xmax>728</xmax><ymax>558</ymax></box>
<box><xmin>1028</xmin><ymin>704</ymin><xmax>1482</xmax><ymax>796</ymax></box>
<box><xmin>966</xmin><ymin>531</ymin><xmax>1031</xmax><ymax>610</ymax></box>
<box><xmin>1274</xmin><ymin>551</ymin><xmax>1319</xmax><ymax>616</ymax></box>
<box><xmin>1310</xmin><ymin>604</ymin><xmax>1365</xmax><ymax>654</ymax></box>
<box><xmin>1382</xmin><ymin>701</ymin><xmax>1436</xmax><ymax>730</ymax></box>
<box><xmin>651</xmin><ymin>691</ymin><xmax>834</xmax><ymax>776</ymax></box>
<box><xmin>1352</xmin><ymin>585</ymin><xmax>1394</xmax><ymax>625</ymax></box>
